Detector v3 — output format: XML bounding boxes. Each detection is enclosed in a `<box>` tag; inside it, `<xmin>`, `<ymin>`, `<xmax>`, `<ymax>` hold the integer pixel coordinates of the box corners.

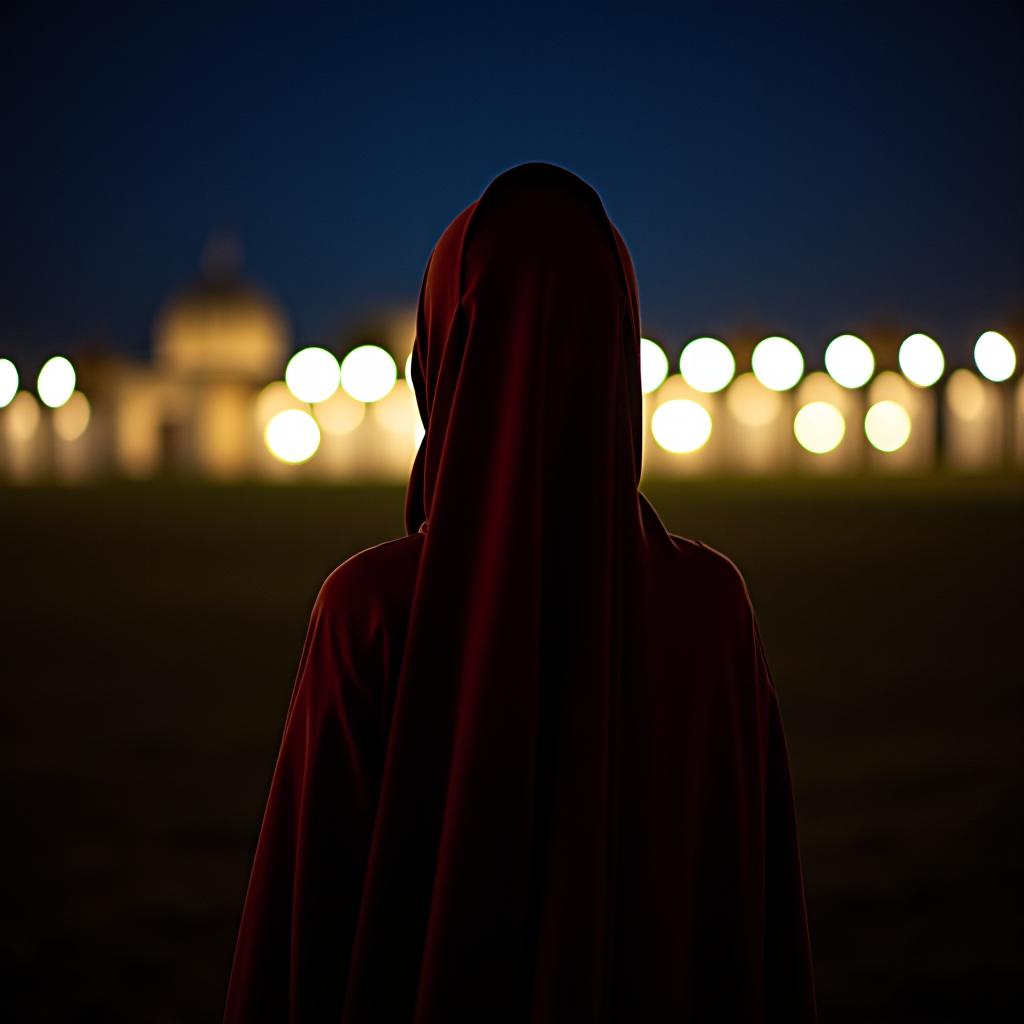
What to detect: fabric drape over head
<box><xmin>224</xmin><ymin>162</ymin><xmax>817</xmax><ymax>1022</ymax></box>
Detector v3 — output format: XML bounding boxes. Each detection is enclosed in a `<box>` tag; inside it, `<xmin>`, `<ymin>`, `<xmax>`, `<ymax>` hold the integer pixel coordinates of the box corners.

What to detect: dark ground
<box><xmin>2</xmin><ymin>475</ymin><xmax>1021</xmax><ymax>1022</ymax></box>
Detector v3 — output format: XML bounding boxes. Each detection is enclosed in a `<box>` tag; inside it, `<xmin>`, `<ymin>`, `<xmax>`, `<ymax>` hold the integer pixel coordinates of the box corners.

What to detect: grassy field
<box><xmin>2</xmin><ymin>475</ymin><xmax>1021</xmax><ymax>1021</ymax></box>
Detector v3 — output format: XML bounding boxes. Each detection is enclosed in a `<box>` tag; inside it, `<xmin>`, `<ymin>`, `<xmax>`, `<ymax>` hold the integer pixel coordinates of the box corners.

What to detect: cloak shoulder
<box><xmin>648</xmin><ymin>532</ymin><xmax>817</xmax><ymax>1021</ymax></box>
<box><xmin>223</xmin><ymin>534</ymin><xmax>421</xmax><ymax>1022</ymax></box>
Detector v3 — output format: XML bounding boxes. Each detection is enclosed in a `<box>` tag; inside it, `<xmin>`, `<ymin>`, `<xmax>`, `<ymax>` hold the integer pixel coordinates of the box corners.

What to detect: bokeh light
<box><xmin>404</xmin><ymin>352</ymin><xmax>416</xmax><ymax>393</ymax></box>
<box><xmin>946</xmin><ymin>369</ymin><xmax>987</xmax><ymax>419</ymax></box>
<box><xmin>7</xmin><ymin>391</ymin><xmax>40</xmax><ymax>439</ymax></box>
<box><xmin>285</xmin><ymin>346</ymin><xmax>340</xmax><ymax>404</ymax></box>
<box><xmin>53</xmin><ymin>391</ymin><xmax>91</xmax><ymax>441</ymax></box>
<box><xmin>651</xmin><ymin>399</ymin><xmax>712</xmax><ymax>453</ymax></box>
<box><xmin>898</xmin><ymin>333</ymin><xmax>944</xmax><ymax>387</ymax></box>
<box><xmin>974</xmin><ymin>331</ymin><xmax>1016</xmax><ymax>382</ymax></box>
<box><xmin>256</xmin><ymin>380</ymin><xmax>304</xmax><ymax>425</ymax></box>
<box><xmin>373</xmin><ymin>386</ymin><xmax>420</xmax><ymax>436</ymax></box>
<box><xmin>864</xmin><ymin>400</ymin><xmax>912</xmax><ymax>452</ymax></box>
<box><xmin>793</xmin><ymin>401</ymin><xmax>845</xmax><ymax>453</ymax></box>
<box><xmin>340</xmin><ymin>345</ymin><xmax>397</xmax><ymax>403</ymax></box>
<box><xmin>640</xmin><ymin>337</ymin><xmax>669</xmax><ymax>394</ymax></box>
<box><xmin>0</xmin><ymin>358</ymin><xmax>18</xmax><ymax>407</ymax></box>
<box><xmin>824</xmin><ymin>334</ymin><xmax>875</xmax><ymax>389</ymax></box>
<box><xmin>264</xmin><ymin>409</ymin><xmax>321</xmax><ymax>464</ymax></box>
<box><xmin>313</xmin><ymin>390</ymin><xmax>365</xmax><ymax>435</ymax></box>
<box><xmin>37</xmin><ymin>356</ymin><xmax>76</xmax><ymax>408</ymax></box>
<box><xmin>724</xmin><ymin>372</ymin><xmax>778</xmax><ymax>428</ymax></box>
<box><xmin>679</xmin><ymin>337</ymin><xmax>735</xmax><ymax>394</ymax></box>
<box><xmin>726</xmin><ymin>372</ymin><xmax>783</xmax><ymax>426</ymax></box>
<box><xmin>751</xmin><ymin>337</ymin><xmax>804</xmax><ymax>391</ymax></box>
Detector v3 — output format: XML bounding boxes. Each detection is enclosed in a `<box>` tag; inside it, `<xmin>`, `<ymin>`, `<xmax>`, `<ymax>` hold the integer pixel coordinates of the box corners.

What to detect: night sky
<box><xmin>2</xmin><ymin>2</ymin><xmax>1021</xmax><ymax>370</ymax></box>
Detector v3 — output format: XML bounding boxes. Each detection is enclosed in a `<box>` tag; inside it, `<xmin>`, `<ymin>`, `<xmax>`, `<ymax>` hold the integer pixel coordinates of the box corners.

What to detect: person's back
<box><xmin>224</xmin><ymin>163</ymin><xmax>816</xmax><ymax>1022</ymax></box>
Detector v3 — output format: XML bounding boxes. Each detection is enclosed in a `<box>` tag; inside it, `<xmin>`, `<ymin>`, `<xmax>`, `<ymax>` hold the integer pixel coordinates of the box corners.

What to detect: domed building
<box><xmin>119</xmin><ymin>236</ymin><xmax>290</xmax><ymax>479</ymax></box>
<box><xmin>154</xmin><ymin>235</ymin><xmax>288</xmax><ymax>383</ymax></box>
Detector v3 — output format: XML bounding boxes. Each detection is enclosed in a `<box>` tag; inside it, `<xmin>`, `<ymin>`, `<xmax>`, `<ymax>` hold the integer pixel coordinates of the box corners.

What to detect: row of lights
<box><xmin>0</xmin><ymin>355</ymin><xmax>93</xmax><ymax>442</ymax></box>
<box><xmin>269</xmin><ymin>332</ymin><xmax>1017</xmax><ymax>465</ymax></box>
<box><xmin>639</xmin><ymin>330</ymin><xmax>1017</xmax><ymax>396</ymax></box>
<box><xmin>641</xmin><ymin>331</ymin><xmax>1017</xmax><ymax>460</ymax></box>
<box><xmin>649</xmin><ymin>395</ymin><xmax>913</xmax><ymax>455</ymax></box>
<box><xmin>2</xmin><ymin>330</ymin><xmax>1016</xmax><ymax>415</ymax></box>
<box><xmin>284</xmin><ymin>344</ymin><xmax>401</xmax><ymax>404</ymax></box>
<box><xmin>2</xmin><ymin>331</ymin><xmax>1018</xmax><ymax>466</ymax></box>
<box><xmin>265</xmin><ymin>344</ymin><xmax>407</xmax><ymax>462</ymax></box>
<box><xmin>1</xmin><ymin>354</ymin><xmax>79</xmax><ymax>409</ymax></box>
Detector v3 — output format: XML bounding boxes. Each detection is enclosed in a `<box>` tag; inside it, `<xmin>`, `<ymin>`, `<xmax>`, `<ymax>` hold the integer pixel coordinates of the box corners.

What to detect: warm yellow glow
<box><xmin>864</xmin><ymin>400</ymin><xmax>911</xmax><ymax>452</ymax></box>
<box><xmin>404</xmin><ymin>352</ymin><xmax>416</xmax><ymax>393</ymax></box>
<box><xmin>640</xmin><ymin>337</ymin><xmax>669</xmax><ymax>394</ymax></box>
<box><xmin>726</xmin><ymin>372</ymin><xmax>782</xmax><ymax>426</ymax></box>
<box><xmin>257</xmin><ymin>381</ymin><xmax>303</xmax><ymax>425</ymax></box>
<box><xmin>679</xmin><ymin>337</ymin><xmax>735</xmax><ymax>394</ymax></box>
<box><xmin>313</xmin><ymin>390</ymin><xmax>364</xmax><ymax>435</ymax></box>
<box><xmin>793</xmin><ymin>401</ymin><xmax>845</xmax><ymax>453</ymax></box>
<box><xmin>373</xmin><ymin>385</ymin><xmax>420</xmax><ymax>435</ymax></box>
<box><xmin>285</xmin><ymin>346</ymin><xmax>340</xmax><ymax>404</ymax></box>
<box><xmin>974</xmin><ymin>331</ymin><xmax>1016</xmax><ymax>382</ymax></box>
<box><xmin>947</xmin><ymin>368</ymin><xmax>987</xmax><ymax>419</ymax></box>
<box><xmin>7</xmin><ymin>391</ymin><xmax>40</xmax><ymax>439</ymax></box>
<box><xmin>53</xmin><ymin>391</ymin><xmax>91</xmax><ymax>441</ymax></box>
<box><xmin>651</xmin><ymin>399</ymin><xmax>712</xmax><ymax>453</ymax></box>
<box><xmin>898</xmin><ymin>333</ymin><xmax>944</xmax><ymax>387</ymax></box>
<box><xmin>824</xmin><ymin>334</ymin><xmax>875</xmax><ymax>389</ymax></box>
<box><xmin>869</xmin><ymin>370</ymin><xmax>918</xmax><ymax>410</ymax></box>
<box><xmin>751</xmin><ymin>337</ymin><xmax>804</xmax><ymax>391</ymax></box>
<box><xmin>340</xmin><ymin>345</ymin><xmax>397</xmax><ymax>403</ymax></box>
<box><xmin>264</xmin><ymin>409</ymin><xmax>321</xmax><ymax>464</ymax></box>
<box><xmin>0</xmin><ymin>358</ymin><xmax>17</xmax><ymax>408</ymax></box>
<box><xmin>37</xmin><ymin>355</ymin><xmax>76</xmax><ymax>408</ymax></box>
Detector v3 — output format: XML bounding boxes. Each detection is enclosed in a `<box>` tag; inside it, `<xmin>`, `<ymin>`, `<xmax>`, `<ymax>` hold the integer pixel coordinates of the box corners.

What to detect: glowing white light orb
<box><xmin>974</xmin><ymin>331</ymin><xmax>1016</xmax><ymax>383</ymax></box>
<box><xmin>726</xmin><ymin>372</ymin><xmax>783</xmax><ymax>427</ymax></box>
<box><xmin>651</xmin><ymin>399</ymin><xmax>712</xmax><ymax>453</ymax></box>
<box><xmin>679</xmin><ymin>337</ymin><xmax>735</xmax><ymax>394</ymax></box>
<box><xmin>864</xmin><ymin>400</ymin><xmax>911</xmax><ymax>452</ymax></box>
<box><xmin>313</xmin><ymin>390</ymin><xmax>365</xmax><ymax>435</ymax></box>
<box><xmin>640</xmin><ymin>337</ymin><xmax>669</xmax><ymax>394</ymax></box>
<box><xmin>264</xmin><ymin>409</ymin><xmax>321</xmax><ymax>464</ymax></box>
<box><xmin>946</xmin><ymin>369</ymin><xmax>987</xmax><ymax>419</ymax></box>
<box><xmin>0</xmin><ymin>358</ymin><xmax>18</xmax><ymax>408</ymax></box>
<box><xmin>405</xmin><ymin>352</ymin><xmax>416</xmax><ymax>393</ymax></box>
<box><xmin>285</xmin><ymin>347</ymin><xmax>340</xmax><ymax>404</ymax></box>
<box><xmin>751</xmin><ymin>337</ymin><xmax>804</xmax><ymax>391</ymax></box>
<box><xmin>53</xmin><ymin>391</ymin><xmax>91</xmax><ymax>441</ymax></box>
<box><xmin>793</xmin><ymin>401</ymin><xmax>845</xmax><ymax>454</ymax></box>
<box><xmin>340</xmin><ymin>345</ymin><xmax>397</xmax><ymax>403</ymax></box>
<box><xmin>37</xmin><ymin>356</ymin><xmax>76</xmax><ymax>408</ymax></box>
<box><xmin>824</xmin><ymin>334</ymin><xmax>875</xmax><ymax>389</ymax></box>
<box><xmin>898</xmin><ymin>333</ymin><xmax>944</xmax><ymax>387</ymax></box>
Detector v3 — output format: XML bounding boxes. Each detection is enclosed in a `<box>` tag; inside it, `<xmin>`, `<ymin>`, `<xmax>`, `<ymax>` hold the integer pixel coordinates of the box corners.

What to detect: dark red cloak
<box><xmin>224</xmin><ymin>162</ymin><xmax>817</xmax><ymax>1022</ymax></box>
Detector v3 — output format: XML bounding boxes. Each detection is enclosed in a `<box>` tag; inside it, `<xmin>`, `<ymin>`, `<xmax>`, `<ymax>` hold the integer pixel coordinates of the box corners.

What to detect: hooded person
<box><xmin>223</xmin><ymin>162</ymin><xmax>817</xmax><ymax>1023</ymax></box>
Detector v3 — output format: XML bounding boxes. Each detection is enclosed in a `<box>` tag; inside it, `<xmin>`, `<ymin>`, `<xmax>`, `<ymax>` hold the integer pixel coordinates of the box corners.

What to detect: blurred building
<box><xmin>109</xmin><ymin>238</ymin><xmax>292</xmax><ymax>480</ymax></box>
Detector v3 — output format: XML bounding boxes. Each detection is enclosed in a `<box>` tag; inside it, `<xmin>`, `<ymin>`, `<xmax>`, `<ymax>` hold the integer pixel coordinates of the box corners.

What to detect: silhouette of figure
<box><xmin>224</xmin><ymin>162</ymin><xmax>817</xmax><ymax>1022</ymax></box>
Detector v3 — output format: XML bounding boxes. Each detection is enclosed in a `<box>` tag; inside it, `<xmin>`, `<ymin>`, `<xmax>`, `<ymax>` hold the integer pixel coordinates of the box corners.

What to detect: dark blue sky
<box><xmin>2</xmin><ymin>2</ymin><xmax>1021</xmax><ymax>370</ymax></box>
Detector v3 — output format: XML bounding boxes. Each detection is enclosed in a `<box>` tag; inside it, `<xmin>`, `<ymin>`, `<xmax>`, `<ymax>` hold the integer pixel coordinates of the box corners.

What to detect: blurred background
<box><xmin>2</xmin><ymin>3</ymin><xmax>1022</xmax><ymax>1021</ymax></box>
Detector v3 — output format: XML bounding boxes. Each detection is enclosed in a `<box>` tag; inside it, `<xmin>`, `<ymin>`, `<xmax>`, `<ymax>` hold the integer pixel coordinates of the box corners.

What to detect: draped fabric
<box><xmin>224</xmin><ymin>162</ymin><xmax>817</xmax><ymax>1022</ymax></box>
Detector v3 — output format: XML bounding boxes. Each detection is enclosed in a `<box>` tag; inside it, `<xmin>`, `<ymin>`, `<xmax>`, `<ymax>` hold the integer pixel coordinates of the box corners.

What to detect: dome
<box><xmin>154</xmin><ymin>239</ymin><xmax>289</xmax><ymax>382</ymax></box>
